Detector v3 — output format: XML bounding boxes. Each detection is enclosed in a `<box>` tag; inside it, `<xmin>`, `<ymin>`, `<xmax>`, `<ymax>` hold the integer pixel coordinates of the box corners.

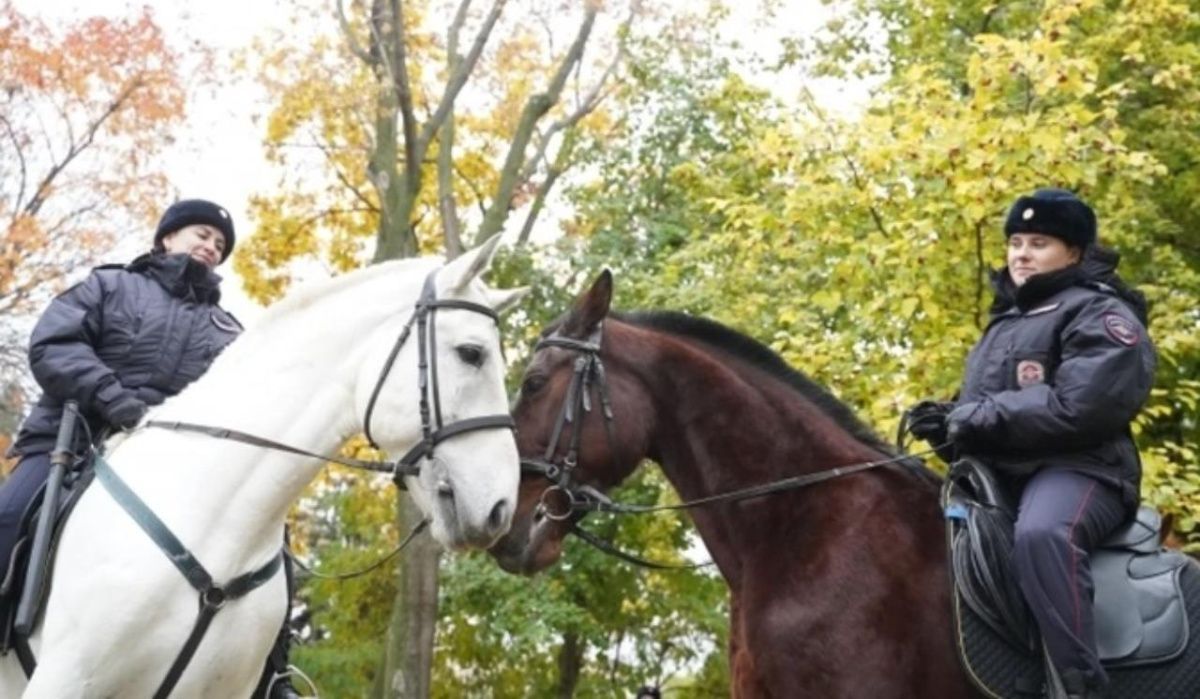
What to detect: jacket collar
<box><xmin>988</xmin><ymin>245</ymin><xmax>1148</xmax><ymax>322</ymax></box>
<box><xmin>989</xmin><ymin>264</ymin><xmax>1085</xmax><ymax>315</ymax></box>
<box><xmin>127</xmin><ymin>252</ymin><xmax>223</xmax><ymax>303</ymax></box>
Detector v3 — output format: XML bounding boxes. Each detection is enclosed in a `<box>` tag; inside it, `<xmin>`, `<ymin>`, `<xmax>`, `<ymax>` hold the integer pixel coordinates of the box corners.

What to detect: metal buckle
<box><xmin>201</xmin><ymin>585</ymin><xmax>228</xmax><ymax>610</ymax></box>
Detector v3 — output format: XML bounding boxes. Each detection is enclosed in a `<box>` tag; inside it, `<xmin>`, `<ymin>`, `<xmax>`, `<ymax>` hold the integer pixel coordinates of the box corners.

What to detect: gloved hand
<box><xmin>134</xmin><ymin>385</ymin><xmax>168</xmax><ymax>406</ymax></box>
<box><xmin>946</xmin><ymin>401</ymin><xmax>982</xmax><ymax>446</ymax></box>
<box><xmin>906</xmin><ymin>400</ymin><xmax>953</xmax><ymax>446</ymax></box>
<box><xmin>100</xmin><ymin>393</ymin><xmax>148</xmax><ymax>430</ymax></box>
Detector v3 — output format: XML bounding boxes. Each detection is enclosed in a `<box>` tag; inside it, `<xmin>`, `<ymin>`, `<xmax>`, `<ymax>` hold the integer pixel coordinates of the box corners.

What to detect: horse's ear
<box><xmin>486</xmin><ymin>286</ymin><xmax>530</xmax><ymax>315</ymax></box>
<box><xmin>563</xmin><ymin>269</ymin><xmax>612</xmax><ymax>338</ymax></box>
<box><xmin>444</xmin><ymin>233</ymin><xmax>504</xmax><ymax>293</ymax></box>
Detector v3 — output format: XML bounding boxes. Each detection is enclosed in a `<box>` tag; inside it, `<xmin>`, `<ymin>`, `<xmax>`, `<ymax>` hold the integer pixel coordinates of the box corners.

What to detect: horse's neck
<box><xmin>109</xmin><ymin>261</ymin><xmax>431</xmax><ymax>564</ymax></box>
<box><xmin>639</xmin><ymin>339</ymin><xmax>913</xmax><ymax>583</ymax></box>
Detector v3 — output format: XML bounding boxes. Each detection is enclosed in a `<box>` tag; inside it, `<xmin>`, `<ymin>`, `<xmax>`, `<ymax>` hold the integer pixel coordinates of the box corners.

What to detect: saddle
<box><xmin>0</xmin><ymin>461</ymin><xmax>94</xmax><ymax>658</ymax></box>
<box><xmin>944</xmin><ymin>458</ymin><xmax>1200</xmax><ymax>698</ymax></box>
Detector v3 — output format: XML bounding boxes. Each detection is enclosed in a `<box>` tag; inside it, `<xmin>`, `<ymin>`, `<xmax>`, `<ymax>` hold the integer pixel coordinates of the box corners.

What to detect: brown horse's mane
<box><xmin>614</xmin><ymin>310</ymin><xmax>942</xmax><ymax>486</ymax></box>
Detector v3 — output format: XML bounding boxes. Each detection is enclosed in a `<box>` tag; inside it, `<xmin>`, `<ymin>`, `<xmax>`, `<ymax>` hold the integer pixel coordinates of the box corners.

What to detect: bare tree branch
<box><xmin>24</xmin><ymin>78</ymin><xmax>143</xmax><ymax>218</ymax></box>
<box><xmin>474</xmin><ymin>5</ymin><xmax>598</xmax><ymax>245</ymax></box>
<box><xmin>437</xmin><ymin>0</ymin><xmax>473</xmax><ymax>259</ymax></box>
<box><xmin>336</xmin><ymin>0</ymin><xmax>375</xmax><ymax>64</ymax></box>
<box><xmin>415</xmin><ymin>0</ymin><xmax>507</xmax><ymax>164</ymax></box>
<box><xmin>0</xmin><ymin>115</ymin><xmax>30</xmax><ymax>223</ymax></box>
<box><xmin>388</xmin><ymin>0</ymin><xmax>419</xmax><ymax>187</ymax></box>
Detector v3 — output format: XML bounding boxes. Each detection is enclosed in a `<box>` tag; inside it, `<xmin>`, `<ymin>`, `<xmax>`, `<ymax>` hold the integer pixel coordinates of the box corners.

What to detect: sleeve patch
<box><xmin>1102</xmin><ymin>313</ymin><xmax>1140</xmax><ymax>346</ymax></box>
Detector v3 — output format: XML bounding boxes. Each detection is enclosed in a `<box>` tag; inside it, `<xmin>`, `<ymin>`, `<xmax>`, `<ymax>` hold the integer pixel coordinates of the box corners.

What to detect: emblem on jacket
<box><xmin>1016</xmin><ymin>359</ymin><xmax>1045</xmax><ymax>387</ymax></box>
<box><xmin>1102</xmin><ymin>313</ymin><xmax>1139</xmax><ymax>346</ymax></box>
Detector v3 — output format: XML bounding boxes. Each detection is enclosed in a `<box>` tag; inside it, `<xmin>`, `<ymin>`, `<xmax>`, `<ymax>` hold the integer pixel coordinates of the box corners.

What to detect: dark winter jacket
<box><xmin>948</xmin><ymin>246</ymin><xmax>1155</xmax><ymax>510</ymax></box>
<box><xmin>8</xmin><ymin>253</ymin><xmax>242</xmax><ymax>456</ymax></box>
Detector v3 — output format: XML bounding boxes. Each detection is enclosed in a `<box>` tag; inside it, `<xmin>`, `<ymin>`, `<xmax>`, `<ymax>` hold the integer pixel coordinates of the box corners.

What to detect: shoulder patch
<box><xmin>1102</xmin><ymin>313</ymin><xmax>1139</xmax><ymax>346</ymax></box>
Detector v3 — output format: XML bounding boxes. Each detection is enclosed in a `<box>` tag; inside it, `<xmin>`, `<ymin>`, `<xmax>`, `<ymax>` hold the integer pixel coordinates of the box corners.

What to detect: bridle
<box><xmin>84</xmin><ymin>266</ymin><xmax>516</xmax><ymax>697</ymax></box>
<box><xmin>517</xmin><ymin>323</ymin><xmax>617</xmax><ymax>519</ymax></box>
<box><xmin>361</xmin><ymin>267</ymin><xmax>516</xmax><ymax>468</ymax></box>
<box><xmin>517</xmin><ymin>321</ymin><xmax>942</xmax><ymax>570</ymax></box>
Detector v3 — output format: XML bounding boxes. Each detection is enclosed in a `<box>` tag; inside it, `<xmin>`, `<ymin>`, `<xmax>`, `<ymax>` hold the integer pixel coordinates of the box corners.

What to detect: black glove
<box><xmin>100</xmin><ymin>393</ymin><xmax>148</xmax><ymax>430</ymax></box>
<box><xmin>946</xmin><ymin>401</ymin><xmax>982</xmax><ymax>446</ymax></box>
<box><xmin>134</xmin><ymin>385</ymin><xmax>168</xmax><ymax>406</ymax></box>
<box><xmin>907</xmin><ymin>400</ymin><xmax>953</xmax><ymax>446</ymax></box>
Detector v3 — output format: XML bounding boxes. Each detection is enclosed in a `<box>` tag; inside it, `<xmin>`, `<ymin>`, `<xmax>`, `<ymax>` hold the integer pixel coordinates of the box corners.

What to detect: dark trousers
<box><xmin>0</xmin><ymin>452</ymin><xmax>51</xmax><ymax>584</ymax></box>
<box><xmin>1013</xmin><ymin>468</ymin><xmax>1127</xmax><ymax>689</ymax></box>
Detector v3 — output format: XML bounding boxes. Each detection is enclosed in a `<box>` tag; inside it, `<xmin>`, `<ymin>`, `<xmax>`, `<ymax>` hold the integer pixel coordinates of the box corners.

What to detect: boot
<box><xmin>267</xmin><ymin>674</ymin><xmax>303</xmax><ymax>699</ymax></box>
<box><xmin>1060</xmin><ymin>668</ymin><xmax>1105</xmax><ymax>699</ymax></box>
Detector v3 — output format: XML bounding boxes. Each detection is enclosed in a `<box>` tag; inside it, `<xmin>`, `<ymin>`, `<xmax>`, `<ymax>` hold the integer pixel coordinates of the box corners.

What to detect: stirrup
<box><xmin>266</xmin><ymin>665</ymin><xmax>319</xmax><ymax>699</ymax></box>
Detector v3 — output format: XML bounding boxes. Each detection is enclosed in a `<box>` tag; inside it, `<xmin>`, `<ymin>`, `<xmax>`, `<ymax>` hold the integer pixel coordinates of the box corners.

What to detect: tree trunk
<box><xmin>375</xmin><ymin>499</ymin><xmax>442</xmax><ymax>698</ymax></box>
<box><xmin>555</xmin><ymin>631</ymin><xmax>585</xmax><ymax>699</ymax></box>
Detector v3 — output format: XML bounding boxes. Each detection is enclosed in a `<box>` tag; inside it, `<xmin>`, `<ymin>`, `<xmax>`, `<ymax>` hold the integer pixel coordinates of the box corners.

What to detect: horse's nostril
<box><xmin>488</xmin><ymin>499</ymin><xmax>511</xmax><ymax>533</ymax></box>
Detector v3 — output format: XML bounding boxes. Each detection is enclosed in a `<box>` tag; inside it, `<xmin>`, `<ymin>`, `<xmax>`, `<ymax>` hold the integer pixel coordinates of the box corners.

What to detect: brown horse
<box><xmin>489</xmin><ymin>271</ymin><xmax>980</xmax><ymax>698</ymax></box>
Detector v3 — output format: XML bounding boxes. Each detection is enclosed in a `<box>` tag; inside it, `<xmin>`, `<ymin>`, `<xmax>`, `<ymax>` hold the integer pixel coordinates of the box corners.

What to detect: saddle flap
<box><xmin>1094</xmin><ymin>549</ymin><xmax>1190</xmax><ymax>666</ymax></box>
<box><xmin>1100</xmin><ymin>506</ymin><xmax>1160</xmax><ymax>553</ymax></box>
<box><xmin>1094</xmin><ymin>552</ymin><xmax>1142</xmax><ymax>660</ymax></box>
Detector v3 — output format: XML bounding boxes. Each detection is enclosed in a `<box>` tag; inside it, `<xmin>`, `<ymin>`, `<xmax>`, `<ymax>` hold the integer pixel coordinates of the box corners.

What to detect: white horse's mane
<box><xmin>222</xmin><ymin>256</ymin><xmax>438</xmax><ymax>360</ymax></box>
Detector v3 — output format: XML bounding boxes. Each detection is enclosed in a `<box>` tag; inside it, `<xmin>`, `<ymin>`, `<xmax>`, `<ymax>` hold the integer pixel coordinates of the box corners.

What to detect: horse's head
<box><xmin>358</xmin><ymin>234</ymin><xmax>528</xmax><ymax>551</ymax></box>
<box><xmin>490</xmin><ymin>270</ymin><xmax>653</xmax><ymax>574</ymax></box>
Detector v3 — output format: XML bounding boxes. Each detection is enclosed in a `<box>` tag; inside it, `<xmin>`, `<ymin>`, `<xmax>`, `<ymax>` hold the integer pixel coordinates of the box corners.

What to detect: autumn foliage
<box><xmin>0</xmin><ymin>3</ymin><xmax>188</xmax><ymax>330</ymax></box>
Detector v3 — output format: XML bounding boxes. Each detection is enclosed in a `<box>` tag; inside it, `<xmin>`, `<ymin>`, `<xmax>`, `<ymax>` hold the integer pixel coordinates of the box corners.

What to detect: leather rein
<box><xmin>521</xmin><ymin>323</ymin><xmax>939</xmax><ymax>570</ymax></box>
<box><xmin>84</xmin><ymin>266</ymin><xmax>514</xmax><ymax>697</ymax></box>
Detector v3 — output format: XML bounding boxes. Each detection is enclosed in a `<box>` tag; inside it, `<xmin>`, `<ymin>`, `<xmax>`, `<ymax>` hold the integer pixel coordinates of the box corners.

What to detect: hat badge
<box><xmin>1022</xmin><ymin>208</ymin><xmax>1034</xmax><ymax>220</ymax></box>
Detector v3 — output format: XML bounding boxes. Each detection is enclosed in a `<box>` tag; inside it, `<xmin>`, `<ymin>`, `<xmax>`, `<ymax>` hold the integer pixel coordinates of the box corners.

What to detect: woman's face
<box><xmin>161</xmin><ymin>224</ymin><xmax>226</xmax><ymax>269</ymax></box>
<box><xmin>1006</xmin><ymin>233</ymin><xmax>1081</xmax><ymax>287</ymax></box>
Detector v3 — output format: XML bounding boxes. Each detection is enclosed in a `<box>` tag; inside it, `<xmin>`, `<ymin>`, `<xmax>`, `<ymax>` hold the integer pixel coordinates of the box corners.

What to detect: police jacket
<box><xmin>9</xmin><ymin>252</ymin><xmax>242</xmax><ymax>456</ymax></box>
<box><xmin>949</xmin><ymin>247</ymin><xmax>1155</xmax><ymax>510</ymax></box>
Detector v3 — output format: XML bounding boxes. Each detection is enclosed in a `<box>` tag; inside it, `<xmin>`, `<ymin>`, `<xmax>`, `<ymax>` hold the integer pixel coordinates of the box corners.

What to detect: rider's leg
<box><xmin>0</xmin><ymin>452</ymin><xmax>52</xmax><ymax>586</ymax></box>
<box><xmin>1012</xmin><ymin>468</ymin><xmax>1126</xmax><ymax>693</ymax></box>
<box><xmin>253</xmin><ymin>531</ymin><xmax>300</xmax><ymax>699</ymax></box>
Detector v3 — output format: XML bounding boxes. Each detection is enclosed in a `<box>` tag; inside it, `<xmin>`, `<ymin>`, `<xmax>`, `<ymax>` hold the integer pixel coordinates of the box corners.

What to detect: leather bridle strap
<box><xmin>144</xmin><ymin>420</ymin><xmax>416</xmax><ymax>479</ymax></box>
<box><xmin>92</xmin><ymin>456</ymin><xmax>283</xmax><ymax>698</ymax></box>
<box><xmin>568</xmin><ymin>521</ymin><xmax>711</xmax><ymax>570</ymax></box>
<box><xmin>392</xmin><ymin>414</ymin><xmax>516</xmax><ymax>469</ymax></box>
<box><xmin>572</xmin><ymin>450</ymin><xmax>936</xmax><ymax>515</ymax></box>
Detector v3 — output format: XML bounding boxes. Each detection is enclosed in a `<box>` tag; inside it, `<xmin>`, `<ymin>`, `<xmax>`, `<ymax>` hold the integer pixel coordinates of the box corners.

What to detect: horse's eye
<box><xmin>456</xmin><ymin>344</ymin><xmax>484</xmax><ymax>367</ymax></box>
<box><xmin>522</xmin><ymin>374</ymin><xmax>547</xmax><ymax>396</ymax></box>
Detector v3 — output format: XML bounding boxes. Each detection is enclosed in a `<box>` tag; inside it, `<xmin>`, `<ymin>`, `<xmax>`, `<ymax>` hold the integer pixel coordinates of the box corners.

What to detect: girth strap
<box><xmin>93</xmin><ymin>456</ymin><xmax>283</xmax><ymax>697</ymax></box>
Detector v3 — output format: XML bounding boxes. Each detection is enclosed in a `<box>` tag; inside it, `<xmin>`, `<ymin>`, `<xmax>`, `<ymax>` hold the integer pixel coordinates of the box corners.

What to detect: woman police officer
<box><xmin>0</xmin><ymin>199</ymin><xmax>301</xmax><ymax>698</ymax></box>
<box><xmin>909</xmin><ymin>188</ymin><xmax>1155</xmax><ymax>699</ymax></box>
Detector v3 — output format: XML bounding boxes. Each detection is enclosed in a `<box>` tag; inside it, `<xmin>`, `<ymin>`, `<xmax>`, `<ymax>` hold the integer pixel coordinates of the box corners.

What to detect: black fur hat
<box><xmin>1003</xmin><ymin>188</ymin><xmax>1096</xmax><ymax>249</ymax></box>
<box><xmin>154</xmin><ymin>199</ymin><xmax>236</xmax><ymax>262</ymax></box>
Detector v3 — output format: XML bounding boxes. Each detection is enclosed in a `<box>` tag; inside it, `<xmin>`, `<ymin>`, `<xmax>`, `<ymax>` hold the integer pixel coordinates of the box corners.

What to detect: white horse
<box><xmin>0</xmin><ymin>235</ymin><xmax>527</xmax><ymax>697</ymax></box>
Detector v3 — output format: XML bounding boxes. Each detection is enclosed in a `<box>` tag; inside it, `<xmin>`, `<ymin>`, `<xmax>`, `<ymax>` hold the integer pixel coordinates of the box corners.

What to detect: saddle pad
<box><xmin>953</xmin><ymin>557</ymin><xmax>1200</xmax><ymax>699</ymax></box>
<box><xmin>0</xmin><ymin>468</ymin><xmax>95</xmax><ymax>656</ymax></box>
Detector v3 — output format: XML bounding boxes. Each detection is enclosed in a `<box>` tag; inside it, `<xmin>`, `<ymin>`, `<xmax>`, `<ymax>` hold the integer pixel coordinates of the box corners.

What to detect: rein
<box><xmin>523</xmin><ymin>324</ymin><xmax>947</xmax><ymax>570</ymax></box>
<box><xmin>286</xmin><ymin>518</ymin><xmax>429</xmax><ymax>581</ymax></box>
